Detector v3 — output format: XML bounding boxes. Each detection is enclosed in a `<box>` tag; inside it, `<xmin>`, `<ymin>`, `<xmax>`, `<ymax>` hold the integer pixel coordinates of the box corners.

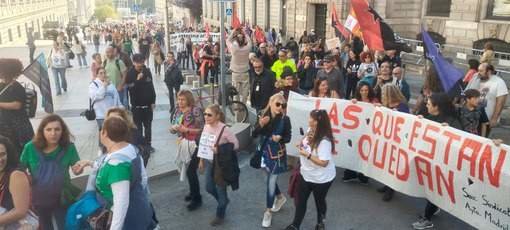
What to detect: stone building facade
<box><xmin>202</xmin><ymin>0</ymin><xmax>510</xmax><ymax>51</ymax></box>
<box><xmin>0</xmin><ymin>0</ymin><xmax>69</xmax><ymax>46</ymax></box>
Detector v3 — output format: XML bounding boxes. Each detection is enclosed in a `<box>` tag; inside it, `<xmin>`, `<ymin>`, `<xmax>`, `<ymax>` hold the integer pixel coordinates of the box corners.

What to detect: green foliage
<box><xmin>94</xmin><ymin>4</ymin><xmax>118</xmax><ymax>22</ymax></box>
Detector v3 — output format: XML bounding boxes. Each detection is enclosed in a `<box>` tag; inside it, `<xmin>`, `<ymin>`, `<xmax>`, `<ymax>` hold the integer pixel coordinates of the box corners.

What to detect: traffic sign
<box><xmin>132</xmin><ymin>4</ymin><xmax>140</xmax><ymax>12</ymax></box>
<box><xmin>226</xmin><ymin>8</ymin><xmax>233</xmax><ymax>16</ymax></box>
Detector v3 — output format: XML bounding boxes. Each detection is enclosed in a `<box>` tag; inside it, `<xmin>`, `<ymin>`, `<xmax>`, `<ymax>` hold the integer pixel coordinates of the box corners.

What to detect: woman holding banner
<box><xmin>285</xmin><ymin>109</ymin><xmax>336</xmax><ymax>230</ymax></box>
<box><xmin>253</xmin><ymin>93</ymin><xmax>292</xmax><ymax>228</ymax></box>
<box><xmin>412</xmin><ymin>93</ymin><xmax>461</xmax><ymax>230</ymax></box>
<box><xmin>309</xmin><ymin>78</ymin><xmax>339</xmax><ymax>99</ymax></box>
<box><xmin>377</xmin><ymin>84</ymin><xmax>410</xmax><ymax>202</ymax></box>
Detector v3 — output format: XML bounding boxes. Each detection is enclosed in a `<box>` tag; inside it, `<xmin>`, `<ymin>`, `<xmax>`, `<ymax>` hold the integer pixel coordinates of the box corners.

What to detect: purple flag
<box><xmin>421</xmin><ymin>27</ymin><xmax>463</xmax><ymax>93</ymax></box>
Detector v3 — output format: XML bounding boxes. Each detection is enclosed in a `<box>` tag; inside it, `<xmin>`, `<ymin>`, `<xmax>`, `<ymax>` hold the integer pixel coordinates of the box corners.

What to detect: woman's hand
<box><xmin>71</xmin><ymin>162</ymin><xmax>87</xmax><ymax>175</ymax></box>
<box><xmin>351</xmin><ymin>99</ymin><xmax>358</xmax><ymax>104</ymax></box>
<box><xmin>492</xmin><ymin>139</ymin><xmax>503</xmax><ymax>147</ymax></box>
<box><xmin>258</xmin><ymin>116</ymin><xmax>270</xmax><ymax>127</ymax></box>
<box><xmin>298</xmin><ymin>147</ymin><xmax>309</xmax><ymax>157</ymax></box>
<box><xmin>272</xmin><ymin>135</ymin><xmax>282</xmax><ymax>142</ymax></box>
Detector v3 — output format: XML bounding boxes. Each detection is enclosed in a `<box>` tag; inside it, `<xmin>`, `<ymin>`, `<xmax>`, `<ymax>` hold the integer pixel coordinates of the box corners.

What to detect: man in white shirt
<box><xmin>466</xmin><ymin>63</ymin><xmax>508</xmax><ymax>130</ymax></box>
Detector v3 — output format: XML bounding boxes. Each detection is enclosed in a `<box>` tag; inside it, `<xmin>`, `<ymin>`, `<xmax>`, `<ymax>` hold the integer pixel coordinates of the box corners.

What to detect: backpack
<box><xmin>23</xmin><ymin>83</ymin><xmax>37</xmax><ymax>118</ymax></box>
<box><xmin>32</xmin><ymin>148</ymin><xmax>66</xmax><ymax>208</ymax></box>
<box><xmin>103</xmin><ymin>59</ymin><xmax>121</xmax><ymax>72</ymax></box>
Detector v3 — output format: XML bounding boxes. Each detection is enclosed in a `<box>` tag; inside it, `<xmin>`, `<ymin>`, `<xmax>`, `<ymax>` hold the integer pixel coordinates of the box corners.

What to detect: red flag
<box><xmin>232</xmin><ymin>3</ymin><xmax>241</xmax><ymax>29</ymax></box>
<box><xmin>254</xmin><ymin>26</ymin><xmax>266</xmax><ymax>44</ymax></box>
<box><xmin>331</xmin><ymin>3</ymin><xmax>350</xmax><ymax>40</ymax></box>
<box><xmin>351</xmin><ymin>0</ymin><xmax>384</xmax><ymax>51</ymax></box>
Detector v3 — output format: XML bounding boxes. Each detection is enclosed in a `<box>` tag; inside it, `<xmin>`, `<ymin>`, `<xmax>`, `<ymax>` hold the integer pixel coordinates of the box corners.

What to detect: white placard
<box><xmin>197</xmin><ymin>132</ymin><xmax>217</xmax><ymax>160</ymax></box>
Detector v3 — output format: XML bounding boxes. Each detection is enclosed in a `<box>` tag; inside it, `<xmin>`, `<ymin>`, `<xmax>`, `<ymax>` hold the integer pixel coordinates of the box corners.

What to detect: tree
<box><xmin>94</xmin><ymin>5</ymin><xmax>118</xmax><ymax>22</ymax></box>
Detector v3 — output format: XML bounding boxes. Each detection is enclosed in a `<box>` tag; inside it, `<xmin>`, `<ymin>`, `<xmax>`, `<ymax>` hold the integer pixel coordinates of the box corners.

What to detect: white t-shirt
<box><xmin>467</xmin><ymin>75</ymin><xmax>508</xmax><ymax>121</ymax></box>
<box><xmin>300</xmin><ymin>138</ymin><xmax>336</xmax><ymax>184</ymax></box>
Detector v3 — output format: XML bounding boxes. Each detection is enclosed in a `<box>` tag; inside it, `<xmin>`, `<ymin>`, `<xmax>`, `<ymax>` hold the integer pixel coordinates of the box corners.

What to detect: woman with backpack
<box><xmin>20</xmin><ymin>114</ymin><xmax>85</xmax><ymax>230</ymax></box>
<box><xmin>253</xmin><ymin>93</ymin><xmax>292</xmax><ymax>228</ymax></box>
<box><xmin>197</xmin><ymin>104</ymin><xmax>239</xmax><ymax>226</ymax></box>
<box><xmin>0</xmin><ymin>58</ymin><xmax>34</xmax><ymax>155</ymax></box>
<box><xmin>0</xmin><ymin>135</ymin><xmax>36</xmax><ymax>228</ymax></box>
<box><xmin>79</xmin><ymin>116</ymin><xmax>156</xmax><ymax>230</ymax></box>
<box><xmin>285</xmin><ymin>109</ymin><xmax>336</xmax><ymax>230</ymax></box>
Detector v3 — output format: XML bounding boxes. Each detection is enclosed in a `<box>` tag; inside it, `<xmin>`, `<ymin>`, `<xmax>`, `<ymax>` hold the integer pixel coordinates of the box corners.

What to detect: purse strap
<box><xmin>0</xmin><ymin>81</ymin><xmax>14</xmax><ymax>97</ymax></box>
<box><xmin>215</xmin><ymin>125</ymin><xmax>227</xmax><ymax>148</ymax></box>
<box><xmin>89</xmin><ymin>81</ymin><xmax>100</xmax><ymax>109</ymax></box>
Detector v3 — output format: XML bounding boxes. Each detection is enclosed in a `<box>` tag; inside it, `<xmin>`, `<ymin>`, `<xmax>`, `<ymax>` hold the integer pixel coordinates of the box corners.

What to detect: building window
<box><xmin>0</xmin><ymin>34</ymin><xmax>2</xmax><ymax>45</ymax></box>
<box><xmin>426</xmin><ymin>0</ymin><xmax>451</xmax><ymax>17</ymax></box>
<box><xmin>487</xmin><ymin>0</ymin><xmax>510</xmax><ymax>20</ymax></box>
<box><xmin>8</xmin><ymin>29</ymin><xmax>12</xmax><ymax>42</ymax></box>
<box><xmin>17</xmin><ymin>25</ymin><xmax>21</xmax><ymax>37</ymax></box>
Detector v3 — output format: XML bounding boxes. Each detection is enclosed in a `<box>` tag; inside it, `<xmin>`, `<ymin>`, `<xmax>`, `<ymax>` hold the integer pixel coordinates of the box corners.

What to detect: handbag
<box><xmin>82</xmin><ymin>81</ymin><xmax>98</xmax><ymax>121</ymax></box>
<box><xmin>87</xmin><ymin>208</ymin><xmax>112</xmax><ymax>230</ymax></box>
<box><xmin>82</xmin><ymin>98</ymin><xmax>96</xmax><ymax>121</ymax></box>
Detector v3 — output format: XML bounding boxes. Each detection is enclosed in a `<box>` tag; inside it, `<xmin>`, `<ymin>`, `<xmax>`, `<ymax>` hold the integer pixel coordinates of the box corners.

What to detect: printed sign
<box><xmin>287</xmin><ymin>92</ymin><xmax>510</xmax><ymax>230</ymax></box>
<box><xmin>198</xmin><ymin>132</ymin><xmax>217</xmax><ymax>160</ymax></box>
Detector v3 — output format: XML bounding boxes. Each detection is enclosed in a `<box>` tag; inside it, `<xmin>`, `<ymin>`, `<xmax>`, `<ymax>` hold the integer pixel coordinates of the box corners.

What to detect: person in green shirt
<box><xmin>271</xmin><ymin>49</ymin><xmax>297</xmax><ymax>80</ymax></box>
<box><xmin>122</xmin><ymin>36</ymin><xmax>133</xmax><ymax>57</ymax></box>
<box><xmin>20</xmin><ymin>114</ymin><xmax>85</xmax><ymax>230</ymax></box>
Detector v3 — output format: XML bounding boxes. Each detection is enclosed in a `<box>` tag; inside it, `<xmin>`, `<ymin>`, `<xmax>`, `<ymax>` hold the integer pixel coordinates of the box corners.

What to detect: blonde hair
<box><xmin>106</xmin><ymin>108</ymin><xmax>137</xmax><ymax>129</ymax></box>
<box><xmin>262</xmin><ymin>93</ymin><xmax>286</xmax><ymax>116</ymax></box>
<box><xmin>206</xmin><ymin>104</ymin><xmax>225</xmax><ymax>123</ymax></box>
<box><xmin>381</xmin><ymin>84</ymin><xmax>406</xmax><ymax>107</ymax></box>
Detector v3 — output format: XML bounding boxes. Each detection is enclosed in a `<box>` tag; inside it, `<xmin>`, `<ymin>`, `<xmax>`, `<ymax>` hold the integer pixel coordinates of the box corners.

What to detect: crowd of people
<box><xmin>0</xmin><ymin>19</ymin><xmax>508</xmax><ymax>230</ymax></box>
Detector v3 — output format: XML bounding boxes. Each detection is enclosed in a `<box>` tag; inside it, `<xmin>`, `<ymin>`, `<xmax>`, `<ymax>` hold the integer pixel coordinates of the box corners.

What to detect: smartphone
<box><xmin>299</xmin><ymin>127</ymin><xmax>304</xmax><ymax>136</ymax></box>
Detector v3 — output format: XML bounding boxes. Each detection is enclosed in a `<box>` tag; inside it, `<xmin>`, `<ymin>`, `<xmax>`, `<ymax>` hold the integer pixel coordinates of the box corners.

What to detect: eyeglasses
<box><xmin>275</xmin><ymin>102</ymin><xmax>287</xmax><ymax>108</ymax></box>
<box><xmin>253</xmin><ymin>65</ymin><xmax>263</xmax><ymax>69</ymax></box>
<box><xmin>204</xmin><ymin>113</ymin><xmax>214</xmax><ymax>117</ymax></box>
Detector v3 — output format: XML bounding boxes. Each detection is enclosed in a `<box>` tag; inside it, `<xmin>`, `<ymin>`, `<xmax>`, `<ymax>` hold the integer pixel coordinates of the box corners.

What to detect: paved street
<box><xmin>0</xmin><ymin>43</ymin><xmax>501</xmax><ymax>229</ymax></box>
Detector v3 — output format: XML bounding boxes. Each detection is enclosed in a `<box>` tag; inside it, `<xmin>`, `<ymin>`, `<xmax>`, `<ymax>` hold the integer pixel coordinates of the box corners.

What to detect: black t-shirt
<box><xmin>0</xmin><ymin>81</ymin><xmax>27</xmax><ymax>123</ymax></box>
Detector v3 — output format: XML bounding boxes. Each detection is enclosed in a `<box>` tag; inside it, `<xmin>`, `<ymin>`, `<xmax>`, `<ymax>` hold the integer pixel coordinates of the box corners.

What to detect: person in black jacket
<box><xmin>297</xmin><ymin>54</ymin><xmax>317</xmax><ymax>94</ymax></box>
<box><xmin>253</xmin><ymin>93</ymin><xmax>292</xmax><ymax>228</ymax></box>
<box><xmin>250</xmin><ymin>58</ymin><xmax>276</xmax><ymax>114</ymax></box>
<box><xmin>412</xmin><ymin>93</ymin><xmax>461</xmax><ymax>230</ymax></box>
<box><xmin>125</xmin><ymin>54</ymin><xmax>157</xmax><ymax>153</ymax></box>
<box><xmin>164</xmin><ymin>51</ymin><xmax>183</xmax><ymax>113</ymax></box>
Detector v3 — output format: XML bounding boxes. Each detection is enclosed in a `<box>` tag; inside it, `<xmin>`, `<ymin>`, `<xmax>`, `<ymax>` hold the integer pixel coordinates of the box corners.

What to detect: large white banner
<box><xmin>287</xmin><ymin>92</ymin><xmax>510</xmax><ymax>230</ymax></box>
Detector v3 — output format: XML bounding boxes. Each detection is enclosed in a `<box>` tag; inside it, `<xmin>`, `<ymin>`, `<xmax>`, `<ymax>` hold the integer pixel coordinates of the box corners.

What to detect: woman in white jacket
<box><xmin>89</xmin><ymin>67</ymin><xmax>122</xmax><ymax>150</ymax></box>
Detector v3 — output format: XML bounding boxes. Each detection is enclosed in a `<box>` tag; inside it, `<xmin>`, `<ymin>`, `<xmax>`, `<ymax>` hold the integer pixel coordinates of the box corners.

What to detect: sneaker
<box><xmin>271</xmin><ymin>196</ymin><xmax>287</xmax><ymax>212</ymax></box>
<box><xmin>285</xmin><ymin>224</ymin><xmax>299</xmax><ymax>230</ymax></box>
<box><xmin>187</xmin><ymin>200</ymin><xmax>202</xmax><ymax>211</ymax></box>
<box><xmin>210</xmin><ymin>217</ymin><xmax>224</xmax><ymax>226</ymax></box>
<box><xmin>342</xmin><ymin>175</ymin><xmax>358</xmax><ymax>183</ymax></box>
<box><xmin>184</xmin><ymin>194</ymin><xmax>192</xmax><ymax>202</ymax></box>
<box><xmin>261</xmin><ymin>211</ymin><xmax>272</xmax><ymax>228</ymax></box>
<box><xmin>376</xmin><ymin>186</ymin><xmax>387</xmax><ymax>193</ymax></box>
<box><xmin>315</xmin><ymin>222</ymin><xmax>325</xmax><ymax>230</ymax></box>
<box><xmin>382</xmin><ymin>189</ymin><xmax>394</xmax><ymax>202</ymax></box>
<box><xmin>412</xmin><ymin>218</ymin><xmax>434</xmax><ymax>229</ymax></box>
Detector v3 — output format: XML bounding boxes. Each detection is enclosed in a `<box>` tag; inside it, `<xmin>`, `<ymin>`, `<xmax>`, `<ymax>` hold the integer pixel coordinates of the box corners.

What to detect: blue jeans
<box><xmin>204</xmin><ymin>160</ymin><xmax>228</xmax><ymax>218</ymax></box>
<box><xmin>77</xmin><ymin>53</ymin><xmax>88</xmax><ymax>66</ymax></box>
<box><xmin>266</xmin><ymin>169</ymin><xmax>281</xmax><ymax>209</ymax></box>
<box><xmin>96</xmin><ymin>119</ymin><xmax>104</xmax><ymax>148</ymax></box>
<box><xmin>51</xmin><ymin>67</ymin><xmax>67</xmax><ymax>95</ymax></box>
<box><xmin>118</xmin><ymin>86</ymin><xmax>129</xmax><ymax>108</ymax></box>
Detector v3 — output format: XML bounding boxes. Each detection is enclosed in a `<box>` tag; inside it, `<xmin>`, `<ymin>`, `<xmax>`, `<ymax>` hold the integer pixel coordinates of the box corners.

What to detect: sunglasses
<box><xmin>204</xmin><ymin>113</ymin><xmax>214</xmax><ymax>117</ymax></box>
<box><xmin>275</xmin><ymin>102</ymin><xmax>287</xmax><ymax>108</ymax></box>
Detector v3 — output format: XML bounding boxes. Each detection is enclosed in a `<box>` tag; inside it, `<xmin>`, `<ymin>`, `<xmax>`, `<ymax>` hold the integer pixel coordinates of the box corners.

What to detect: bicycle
<box><xmin>191</xmin><ymin>84</ymin><xmax>249</xmax><ymax>123</ymax></box>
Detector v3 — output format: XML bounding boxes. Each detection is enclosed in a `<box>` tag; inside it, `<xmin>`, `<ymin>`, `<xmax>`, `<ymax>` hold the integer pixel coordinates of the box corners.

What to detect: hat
<box><xmin>323</xmin><ymin>55</ymin><xmax>335</xmax><ymax>63</ymax></box>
